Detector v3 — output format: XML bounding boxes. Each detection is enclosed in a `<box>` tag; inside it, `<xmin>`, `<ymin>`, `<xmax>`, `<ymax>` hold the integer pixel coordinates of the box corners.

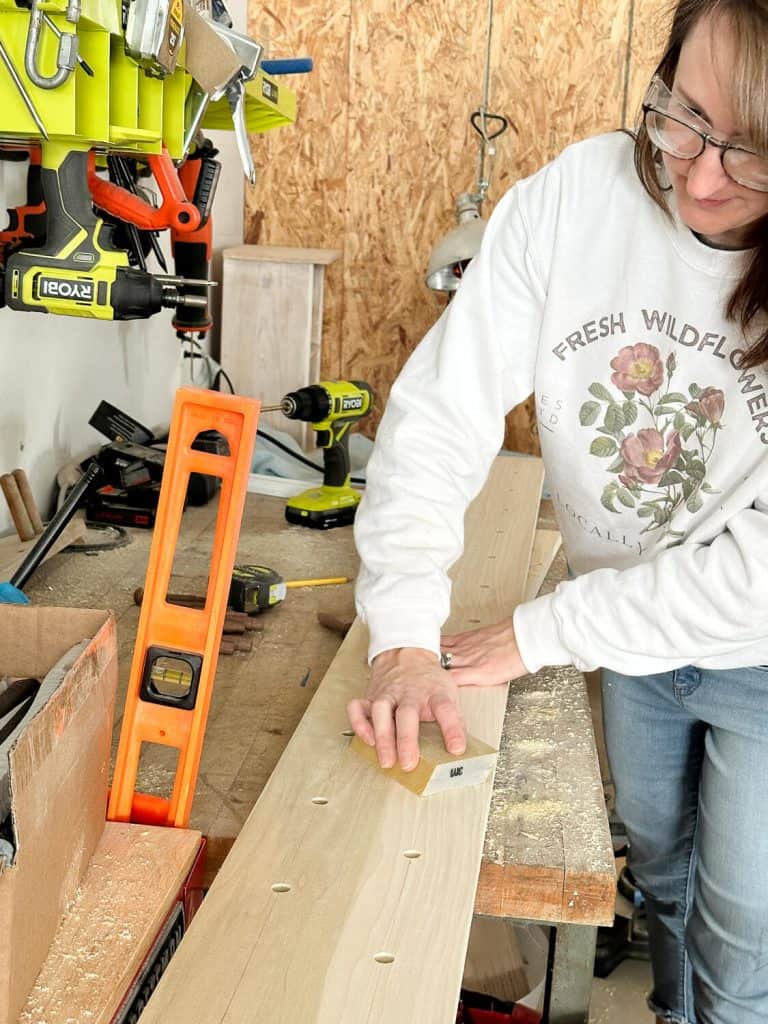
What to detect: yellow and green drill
<box><xmin>264</xmin><ymin>380</ymin><xmax>374</xmax><ymax>529</ymax></box>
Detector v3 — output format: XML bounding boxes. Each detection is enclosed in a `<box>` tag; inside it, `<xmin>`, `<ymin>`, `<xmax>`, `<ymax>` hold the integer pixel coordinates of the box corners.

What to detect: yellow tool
<box><xmin>263</xmin><ymin>381</ymin><xmax>374</xmax><ymax>529</ymax></box>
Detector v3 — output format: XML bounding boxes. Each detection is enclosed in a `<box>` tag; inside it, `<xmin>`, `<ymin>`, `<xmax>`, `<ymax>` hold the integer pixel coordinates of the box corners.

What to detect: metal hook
<box><xmin>24</xmin><ymin>0</ymin><xmax>81</xmax><ymax>90</ymax></box>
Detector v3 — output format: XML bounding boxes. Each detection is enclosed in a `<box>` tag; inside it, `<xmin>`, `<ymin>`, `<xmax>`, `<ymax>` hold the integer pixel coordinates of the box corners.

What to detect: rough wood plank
<box><xmin>140</xmin><ymin>456</ymin><xmax>544</xmax><ymax>1024</ymax></box>
<box><xmin>476</xmin><ymin>663</ymin><xmax>615</xmax><ymax>927</ymax></box>
<box><xmin>20</xmin><ymin>823</ymin><xmax>202</xmax><ymax>1024</ymax></box>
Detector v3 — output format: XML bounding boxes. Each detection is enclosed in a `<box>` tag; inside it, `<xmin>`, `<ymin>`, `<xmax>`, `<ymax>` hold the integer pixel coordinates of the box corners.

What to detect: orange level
<box><xmin>107</xmin><ymin>387</ymin><xmax>260</xmax><ymax>829</ymax></box>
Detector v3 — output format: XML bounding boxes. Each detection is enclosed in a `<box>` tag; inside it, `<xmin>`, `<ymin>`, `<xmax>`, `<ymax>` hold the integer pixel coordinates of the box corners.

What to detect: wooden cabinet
<box><xmin>220</xmin><ymin>245</ymin><xmax>340</xmax><ymax>450</ymax></box>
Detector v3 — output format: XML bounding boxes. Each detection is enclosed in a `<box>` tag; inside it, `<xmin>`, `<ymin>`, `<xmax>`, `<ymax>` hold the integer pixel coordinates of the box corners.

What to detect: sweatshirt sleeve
<box><xmin>354</xmin><ymin>185</ymin><xmax>548</xmax><ymax>662</ymax></box>
<box><xmin>514</xmin><ymin>493</ymin><xmax>768</xmax><ymax>674</ymax></box>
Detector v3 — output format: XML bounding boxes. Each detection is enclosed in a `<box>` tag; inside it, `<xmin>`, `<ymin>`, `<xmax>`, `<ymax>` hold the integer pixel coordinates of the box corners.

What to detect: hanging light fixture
<box><xmin>425</xmin><ymin>0</ymin><xmax>509</xmax><ymax>293</ymax></box>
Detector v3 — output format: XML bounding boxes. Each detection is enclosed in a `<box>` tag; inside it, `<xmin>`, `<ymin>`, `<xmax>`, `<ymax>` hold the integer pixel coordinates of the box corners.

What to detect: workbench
<box><xmin>24</xmin><ymin>488</ymin><xmax>615</xmax><ymax>1022</ymax></box>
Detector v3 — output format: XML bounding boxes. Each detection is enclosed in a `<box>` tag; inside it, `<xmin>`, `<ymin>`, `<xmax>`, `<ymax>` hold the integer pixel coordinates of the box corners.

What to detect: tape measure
<box><xmin>229</xmin><ymin>564</ymin><xmax>288</xmax><ymax>614</ymax></box>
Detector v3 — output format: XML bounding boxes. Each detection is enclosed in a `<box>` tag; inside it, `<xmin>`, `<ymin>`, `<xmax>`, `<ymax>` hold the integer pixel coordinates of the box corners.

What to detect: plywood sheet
<box><xmin>141</xmin><ymin>455</ymin><xmax>544</xmax><ymax>1023</ymax></box>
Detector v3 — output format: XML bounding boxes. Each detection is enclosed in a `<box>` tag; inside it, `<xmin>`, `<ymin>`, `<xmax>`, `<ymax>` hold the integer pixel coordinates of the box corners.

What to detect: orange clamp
<box><xmin>88</xmin><ymin>147</ymin><xmax>202</xmax><ymax>234</ymax></box>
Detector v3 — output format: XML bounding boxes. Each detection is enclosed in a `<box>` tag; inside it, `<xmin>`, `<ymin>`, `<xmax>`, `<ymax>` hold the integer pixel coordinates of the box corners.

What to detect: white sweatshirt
<box><xmin>354</xmin><ymin>132</ymin><xmax>768</xmax><ymax>676</ymax></box>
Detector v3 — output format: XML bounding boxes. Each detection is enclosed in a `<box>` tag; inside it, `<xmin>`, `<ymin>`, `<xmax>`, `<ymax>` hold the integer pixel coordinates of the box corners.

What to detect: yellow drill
<box><xmin>264</xmin><ymin>380</ymin><xmax>374</xmax><ymax>529</ymax></box>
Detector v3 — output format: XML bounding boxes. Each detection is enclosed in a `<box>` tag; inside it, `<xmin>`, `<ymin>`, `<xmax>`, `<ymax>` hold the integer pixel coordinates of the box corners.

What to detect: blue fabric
<box><xmin>602</xmin><ymin>666</ymin><xmax>768</xmax><ymax>1024</ymax></box>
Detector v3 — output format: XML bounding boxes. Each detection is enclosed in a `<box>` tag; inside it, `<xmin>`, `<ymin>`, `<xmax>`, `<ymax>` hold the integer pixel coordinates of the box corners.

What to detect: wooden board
<box><xmin>524</xmin><ymin>528</ymin><xmax>561</xmax><ymax>601</ymax></box>
<box><xmin>140</xmin><ymin>455</ymin><xmax>544</xmax><ymax>1023</ymax></box>
<box><xmin>476</xmin><ymin>666</ymin><xmax>615</xmax><ymax>925</ymax></box>
<box><xmin>475</xmin><ymin>517</ymin><xmax>615</xmax><ymax>928</ymax></box>
<box><xmin>20</xmin><ymin>823</ymin><xmax>202</xmax><ymax>1024</ymax></box>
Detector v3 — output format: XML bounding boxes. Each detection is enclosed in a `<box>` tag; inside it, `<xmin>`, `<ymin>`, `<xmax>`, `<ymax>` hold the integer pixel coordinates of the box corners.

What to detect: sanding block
<box><xmin>350</xmin><ymin>724</ymin><xmax>498</xmax><ymax>796</ymax></box>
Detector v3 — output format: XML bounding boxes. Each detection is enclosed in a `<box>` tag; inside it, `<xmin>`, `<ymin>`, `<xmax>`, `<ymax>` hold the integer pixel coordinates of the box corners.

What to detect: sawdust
<box><xmin>504</xmin><ymin>799</ymin><xmax>566</xmax><ymax>818</ymax></box>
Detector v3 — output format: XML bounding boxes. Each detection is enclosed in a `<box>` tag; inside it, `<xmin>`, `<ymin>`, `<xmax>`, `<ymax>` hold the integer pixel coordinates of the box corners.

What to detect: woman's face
<box><xmin>664</xmin><ymin>12</ymin><xmax>768</xmax><ymax>248</ymax></box>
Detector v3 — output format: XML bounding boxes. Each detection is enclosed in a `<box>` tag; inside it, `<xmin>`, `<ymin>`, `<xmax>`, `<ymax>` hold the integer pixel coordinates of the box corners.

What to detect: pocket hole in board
<box><xmin>403</xmin><ymin>850</ymin><xmax>422</xmax><ymax>859</ymax></box>
<box><xmin>312</xmin><ymin>797</ymin><xmax>329</xmax><ymax>805</ymax></box>
<box><xmin>374</xmin><ymin>953</ymin><xmax>395</xmax><ymax>964</ymax></box>
<box><xmin>341</xmin><ymin>729</ymin><xmax>355</xmax><ymax>737</ymax></box>
<box><xmin>272</xmin><ymin>883</ymin><xmax>291</xmax><ymax>893</ymax></box>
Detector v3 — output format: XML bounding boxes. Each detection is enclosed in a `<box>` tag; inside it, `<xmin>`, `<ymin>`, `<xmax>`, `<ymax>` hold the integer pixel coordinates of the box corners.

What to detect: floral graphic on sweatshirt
<box><xmin>579</xmin><ymin>344</ymin><xmax>723</xmax><ymax>534</ymax></box>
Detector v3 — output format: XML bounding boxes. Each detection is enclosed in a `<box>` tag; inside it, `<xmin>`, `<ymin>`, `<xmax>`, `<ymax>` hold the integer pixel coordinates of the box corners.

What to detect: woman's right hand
<box><xmin>346</xmin><ymin>647</ymin><xmax>467</xmax><ymax>772</ymax></box>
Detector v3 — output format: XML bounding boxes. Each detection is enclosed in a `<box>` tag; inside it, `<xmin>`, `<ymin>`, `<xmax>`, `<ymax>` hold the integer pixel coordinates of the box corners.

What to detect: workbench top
<box><xmin>25</xmin><ymin>491</ymin><xmax>614</xmax><ymax>923</ymax></box>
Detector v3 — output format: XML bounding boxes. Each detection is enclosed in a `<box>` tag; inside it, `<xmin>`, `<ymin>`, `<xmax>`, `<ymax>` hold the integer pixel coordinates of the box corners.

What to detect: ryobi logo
<box><xmin>39</xmin><ymin>277</ymin><xmax>95</xmax><ymax>302</ymax></box>
<box><xmin>342</xmin><ymin>396</ymin><xmax>364</xmax><ymax>411</ymax></box>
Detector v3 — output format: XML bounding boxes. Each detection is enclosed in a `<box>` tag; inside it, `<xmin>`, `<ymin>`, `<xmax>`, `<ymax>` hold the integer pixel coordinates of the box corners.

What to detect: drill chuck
<box><xmin>280</xmin><ymin>386</ymin><xmax>330</xmax><ymax>422</ymax></box>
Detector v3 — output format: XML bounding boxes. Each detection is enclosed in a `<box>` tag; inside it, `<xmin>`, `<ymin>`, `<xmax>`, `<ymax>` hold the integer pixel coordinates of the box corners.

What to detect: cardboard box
<box><xmin>0</xmin><ymin>607</ymin><xmax>118</xmax><ymax>1024</ymax></box>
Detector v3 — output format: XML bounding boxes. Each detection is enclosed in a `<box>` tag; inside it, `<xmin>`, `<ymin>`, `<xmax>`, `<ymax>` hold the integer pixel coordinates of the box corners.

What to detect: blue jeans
<box><xmin>602</xmin><ymin>666</ymin><xmax>768</xmax><ymax>1024</ymax></box>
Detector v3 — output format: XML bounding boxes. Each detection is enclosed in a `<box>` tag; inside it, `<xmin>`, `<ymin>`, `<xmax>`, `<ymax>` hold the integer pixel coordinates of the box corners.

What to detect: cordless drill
<box><xmin>0</xmin><ymin>145</ymin><xmax>208</xmax><ymax>320</ymax></box>
<box><xmin>265</xmin><ymin>380</ymin><xmax>374</xmax><ymax>529</ymax></box>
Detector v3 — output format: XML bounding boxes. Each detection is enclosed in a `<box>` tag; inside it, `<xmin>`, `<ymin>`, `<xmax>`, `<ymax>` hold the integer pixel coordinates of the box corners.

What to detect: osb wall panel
<box><xmin>245</xmin><ymin>0</ymin><xmax>350</xmax><ymax>376</ymax></box>
<box><xmin>342</xmin><ymin>2</ymin><xmax>492</xmax><ymax>420</ymax></box>
<box><xmin>246</xmin><ymin>0</ymin><xmax>670</xmax><ymax>450</ymax></box>
<box><xmin>626</xmin><ymin>1</ymin><xmax>674</xmax><ymax>126</ymax></box>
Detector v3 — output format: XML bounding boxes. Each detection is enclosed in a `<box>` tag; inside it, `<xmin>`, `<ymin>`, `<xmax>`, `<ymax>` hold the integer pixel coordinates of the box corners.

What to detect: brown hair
<box><xmin>634</xmin><ymin>0</ymin><xmax>768</xmax><ymax>368</ymax></box>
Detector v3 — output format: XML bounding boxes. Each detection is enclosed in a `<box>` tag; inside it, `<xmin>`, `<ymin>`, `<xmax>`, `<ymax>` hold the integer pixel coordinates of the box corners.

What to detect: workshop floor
<box><xmin>591</xmin><ymin>959</ymin><xmax>653</xmax><ymax>1022</ymax></box>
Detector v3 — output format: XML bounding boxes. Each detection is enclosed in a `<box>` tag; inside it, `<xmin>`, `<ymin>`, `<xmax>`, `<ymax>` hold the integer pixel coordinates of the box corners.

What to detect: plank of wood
<box><xmin>20</xmin><ymin>823</ymin><xmax>202</xmax><ymax>1024</ymax></box>
<box><xmin>140</xmin><ymin>455</ymin><xmax>545</xmax><ymax>1024</ymax></box>
<box><xmin>476</xmin><ymin>667</ymin><xmax>615</xmax><ymax>926</ymax></box>
<box><xmin>524</xmin><ymin>528</ymin><xmax>562</xmax><ymax>601</ymax></box>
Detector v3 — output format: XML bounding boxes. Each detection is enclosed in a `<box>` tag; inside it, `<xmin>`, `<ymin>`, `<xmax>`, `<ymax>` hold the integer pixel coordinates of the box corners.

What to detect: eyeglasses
<box><xmin>642</xmin><ymin>75</ymin><xmax>768</xmax><ymax>193</ymax></box>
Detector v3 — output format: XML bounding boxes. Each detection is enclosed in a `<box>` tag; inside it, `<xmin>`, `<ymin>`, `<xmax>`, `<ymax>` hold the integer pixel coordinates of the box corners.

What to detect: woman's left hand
<box><xmin>440</xmin><ymin>618</ymin><xmax>529</xmax><ymax>687</ymax></box>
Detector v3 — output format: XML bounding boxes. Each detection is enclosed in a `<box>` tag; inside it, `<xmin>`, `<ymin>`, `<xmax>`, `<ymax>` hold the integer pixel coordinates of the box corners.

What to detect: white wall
<box><xmin>0</xmin><ymin>0</ymin><xmax>246</xmax><ymax>532</ymax></box>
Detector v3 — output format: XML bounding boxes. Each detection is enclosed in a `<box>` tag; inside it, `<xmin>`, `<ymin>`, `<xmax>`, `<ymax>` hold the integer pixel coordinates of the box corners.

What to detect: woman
<box><xmin>348</xmin><ymin>2</ymin><xmax>768</xmax><ymax>1021</ymax></box>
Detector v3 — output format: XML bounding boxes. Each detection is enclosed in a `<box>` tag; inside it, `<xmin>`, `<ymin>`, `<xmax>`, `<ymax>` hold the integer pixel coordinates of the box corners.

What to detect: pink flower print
<box><xmin>619</xmin><ymin>429</ymin><xmax>682</xmax><ymax>486</ymax></box>
<box><xmin>610</xmin><ymin>343</ymin><xmax>664</xmax><ymax>396</ymax></box>
<box><xmin>686</xmin><ymin>387</ymin><xmax>724</xmax><ymax>425</ymax></box>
